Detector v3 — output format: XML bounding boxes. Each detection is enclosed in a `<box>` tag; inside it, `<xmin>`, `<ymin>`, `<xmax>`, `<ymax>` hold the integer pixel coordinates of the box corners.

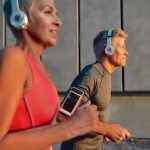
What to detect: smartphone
<box><xmin>60</xmin><ymin>87</ymin><xmax>84</xmax><ymax>116</ymax></box>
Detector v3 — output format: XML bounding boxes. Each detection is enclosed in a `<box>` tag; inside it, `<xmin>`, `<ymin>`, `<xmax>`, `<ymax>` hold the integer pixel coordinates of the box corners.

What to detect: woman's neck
<box><xmin>17</xmin><ymin>31</ymin><xmax>46</xmax><ymax>62</ymax></box>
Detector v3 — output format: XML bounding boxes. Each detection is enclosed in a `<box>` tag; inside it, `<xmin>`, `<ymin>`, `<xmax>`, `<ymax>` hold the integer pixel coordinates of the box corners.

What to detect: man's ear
<box><xmin>103</xmin><ymin>44</ymin><xmax>107</xmax><ymax>49</ymax></box>
<box><xmin>102</xmin><ymin>44</ymin><xmax>107</xmax><ymax>55</ymax></box>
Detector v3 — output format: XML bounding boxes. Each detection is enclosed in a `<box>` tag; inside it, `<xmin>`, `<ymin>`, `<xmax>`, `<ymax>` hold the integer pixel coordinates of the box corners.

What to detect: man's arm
<box><xmin>96</xmin><ymin>121</ymin><xmax>131</xmax><ymax>143</ymax></box>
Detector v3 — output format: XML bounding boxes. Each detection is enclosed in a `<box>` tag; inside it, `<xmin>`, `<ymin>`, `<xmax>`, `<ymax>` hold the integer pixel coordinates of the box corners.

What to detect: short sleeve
<box><xmin>70</xmin><ymin>65</ymin><xmax>102</xmax><ymax>102</ymax></box>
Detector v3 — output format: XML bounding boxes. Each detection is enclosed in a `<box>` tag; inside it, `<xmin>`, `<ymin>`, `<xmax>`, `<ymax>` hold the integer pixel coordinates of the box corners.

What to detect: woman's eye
<box><xmin>45</xmin><ymin>11</ymin><xmax>51</xmax><ymax>14</ymax></box>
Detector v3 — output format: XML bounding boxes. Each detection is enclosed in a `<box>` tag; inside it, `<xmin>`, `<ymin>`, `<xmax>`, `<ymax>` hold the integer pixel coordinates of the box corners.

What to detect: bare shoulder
<box><xmin>0</xmin><ymin>46</ymin><xmax>29</xmax><ymax>90</ymax></box>
<box><xmin>0</xmin><ymin>46</ymin><xmax>29</xmax><ymax>76</ymax></box>
<box><xmin>1</xmin><ymin>46</ymin><xmax>26</xmax><ymax>64</ymax></box>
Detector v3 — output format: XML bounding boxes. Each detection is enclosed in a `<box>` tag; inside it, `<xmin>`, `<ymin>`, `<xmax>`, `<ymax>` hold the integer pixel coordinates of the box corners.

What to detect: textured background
<box><xmin>1</xmin><ymin>0</ymin><xmax>150</xmax><ymax>149</ymax></box>
<box><xmin>1</xmin><ymin>0</ymin><xmax>150</xmax><ymax>92</ymax></box>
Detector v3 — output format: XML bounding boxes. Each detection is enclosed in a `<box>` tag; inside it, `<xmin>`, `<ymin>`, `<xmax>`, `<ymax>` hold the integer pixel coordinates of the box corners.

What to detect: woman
<box><xmin>0</xmin><ymin>0</ymin><xmax>103</xmax><ymax>150</ymax></box>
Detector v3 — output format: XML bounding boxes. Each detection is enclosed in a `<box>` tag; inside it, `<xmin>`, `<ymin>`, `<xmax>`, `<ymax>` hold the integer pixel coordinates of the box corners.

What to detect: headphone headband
<box><xmin>11</xmin><ymin>0</ymin><xmax>19</xmax><ymax>11</ymax></box>
<box><xmin>107</xmin><ymin>28</ymin><xmax>113</xmax><ymax>37</ymax></box>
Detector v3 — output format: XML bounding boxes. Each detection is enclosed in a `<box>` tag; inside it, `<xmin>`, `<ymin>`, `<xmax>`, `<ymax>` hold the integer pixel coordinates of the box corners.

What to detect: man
<box><xmin>60</xmin><ymin>28</ymin><xmax>130</xmax><ymax>150</ymax></box>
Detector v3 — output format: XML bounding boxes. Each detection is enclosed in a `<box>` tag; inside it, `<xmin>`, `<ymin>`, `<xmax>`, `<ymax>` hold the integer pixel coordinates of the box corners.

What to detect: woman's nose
<box><xmin>55</xmin><ymin>16</ymin><xmax>63</xmax><ymax>28</ymax></box>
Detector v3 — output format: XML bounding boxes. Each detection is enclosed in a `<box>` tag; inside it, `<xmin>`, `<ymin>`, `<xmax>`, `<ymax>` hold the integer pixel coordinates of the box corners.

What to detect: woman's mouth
<box><xmin>50</xmin><ymin>30</ymin><xmax>58</xmax><ymax>36</ymax></box>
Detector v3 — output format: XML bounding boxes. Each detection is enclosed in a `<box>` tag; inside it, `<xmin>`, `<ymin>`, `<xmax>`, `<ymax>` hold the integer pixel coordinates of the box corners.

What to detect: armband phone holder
<box><xmin>60</xmin><ymin>87</ymin><xmax>84</xmax><ymax>116</ymax></box>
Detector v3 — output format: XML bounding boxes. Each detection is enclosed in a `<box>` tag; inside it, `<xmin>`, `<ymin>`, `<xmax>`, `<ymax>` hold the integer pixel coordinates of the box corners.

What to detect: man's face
<box><xmin>110</xmin><ymin>36</ymin><xmax>128</xmax><ymax>67</ymax></box>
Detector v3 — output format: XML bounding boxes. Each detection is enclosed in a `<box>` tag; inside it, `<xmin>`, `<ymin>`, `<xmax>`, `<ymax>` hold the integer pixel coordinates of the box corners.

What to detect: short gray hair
<box><xmin>93</xmin><ymin>28</ymin><xmax>128</xmax><ymax>61</ymax></box>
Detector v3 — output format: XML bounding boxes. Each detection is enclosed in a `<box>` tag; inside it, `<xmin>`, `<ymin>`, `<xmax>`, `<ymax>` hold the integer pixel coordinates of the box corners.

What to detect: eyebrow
<box><xmin>40</xmin><ymin>4</ymin><xmax>55</xmax><ymax>10</ymax></box>
<box><xmin>40</xmin><ymin>5</ymin><xmax>58</xmax><ymax>13</ymax></box>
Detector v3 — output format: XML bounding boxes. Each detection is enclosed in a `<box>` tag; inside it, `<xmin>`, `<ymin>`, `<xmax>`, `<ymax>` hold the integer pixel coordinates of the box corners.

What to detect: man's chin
<box><xmin>121</xmin><ymin>63</ymin><xmax>127</xmax><ymax>67</ymax></box>
<box><xmin>117</xmin><ymin>62</ymin><xmax>126</xmax><ymax>67</ymax></box>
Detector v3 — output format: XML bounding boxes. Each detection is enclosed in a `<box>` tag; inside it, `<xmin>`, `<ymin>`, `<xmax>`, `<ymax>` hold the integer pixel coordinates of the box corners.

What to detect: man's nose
<box><xmin>125</xmin><ymin>49</ymin><xmax>129</xmax><ymax>56</ymax></box>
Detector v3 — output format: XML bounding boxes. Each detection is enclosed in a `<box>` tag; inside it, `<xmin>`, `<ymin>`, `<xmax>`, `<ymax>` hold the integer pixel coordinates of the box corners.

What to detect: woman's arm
<box><xmin>0</xmin><ymin>47</ymin><xmax>28</xmax><ymax>141</ymax></box>
<box><xmin>0</xmin><ymin>102</ymin><xmax>100</xmax><ymax>150</ymax></box>
<box><xmin>0</xmin><ymin>47</ymin><xmax>100</xmax><ymax>150</ymax></box>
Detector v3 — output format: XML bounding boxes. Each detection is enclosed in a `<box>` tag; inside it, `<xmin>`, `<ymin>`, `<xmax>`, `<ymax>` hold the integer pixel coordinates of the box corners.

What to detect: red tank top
<box><xmin>9</xmin><ymin>52</ymin><xmax>60</xmax><ymax>132</ymax></box>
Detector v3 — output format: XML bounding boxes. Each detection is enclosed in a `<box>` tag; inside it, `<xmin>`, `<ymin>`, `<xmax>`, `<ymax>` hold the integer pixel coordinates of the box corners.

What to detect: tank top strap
<box><xmin>23</xmin><ymin>52</ymin><xmax>39</xmax><ymax>74</ymax></box>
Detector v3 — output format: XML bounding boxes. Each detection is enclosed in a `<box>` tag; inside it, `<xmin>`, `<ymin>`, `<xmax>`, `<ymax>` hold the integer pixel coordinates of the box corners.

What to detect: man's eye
<box><xmin>45</xmin><ymin>10</ymin><xmax>52</xmax><ymax>14</ymax></box>
<box><xmin>121</xmin><ymin>45</ymin><xmax>125</xmax><ymax>48</ymax></box>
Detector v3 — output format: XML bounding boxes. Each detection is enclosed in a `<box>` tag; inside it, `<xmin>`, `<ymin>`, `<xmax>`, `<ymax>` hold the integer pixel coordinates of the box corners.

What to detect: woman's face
<box><xmin>27</xmin><ymin>0</ymin><xmax>62</xmax><ymax>48</ymax></box>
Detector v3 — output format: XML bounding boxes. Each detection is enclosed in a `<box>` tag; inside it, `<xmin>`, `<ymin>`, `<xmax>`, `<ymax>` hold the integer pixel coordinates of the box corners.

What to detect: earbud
<box><xmin>10</xmin><ymin>0</ymin><xmax>28</xmax><ymax>29</ymax></box>
<box><xmin>104</xmin><ymin>29</ymin><xmax>114</xmax><ymax>55</ymax></box>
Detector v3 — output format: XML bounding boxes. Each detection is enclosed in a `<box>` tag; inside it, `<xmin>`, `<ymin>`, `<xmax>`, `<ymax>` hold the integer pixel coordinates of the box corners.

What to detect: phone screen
<box><xmin>62</xmin><ymin>92</ymin><xmax>80</xmax><ymax>113</ymax></box>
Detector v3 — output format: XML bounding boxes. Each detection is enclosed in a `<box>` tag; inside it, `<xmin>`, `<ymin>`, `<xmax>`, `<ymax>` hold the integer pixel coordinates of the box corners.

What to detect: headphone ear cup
<box><xmin>105</xmin><ymin>28</ymin><xmax>114</xmax><ymax>55</ymax></box>
<box><xmin>10</xmin><ymin>10</ymin><xmax>28</xmax><ymax>29</ymax></box>
<box><xmin>105</xmin><ymin>46</ymin><xmax>114</xmax><ymax>55</ymax></box>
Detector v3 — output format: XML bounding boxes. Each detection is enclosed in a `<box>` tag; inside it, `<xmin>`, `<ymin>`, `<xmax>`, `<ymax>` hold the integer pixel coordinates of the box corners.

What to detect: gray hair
<box><xmin>93</xmin><ymin>28</ymin><xmax>128</xmax><ymax>61</ymax></box>
<box><xmin>3</xmin><ymin>0</ymin><xmax>33</xmax><ymax>40</ymax></box>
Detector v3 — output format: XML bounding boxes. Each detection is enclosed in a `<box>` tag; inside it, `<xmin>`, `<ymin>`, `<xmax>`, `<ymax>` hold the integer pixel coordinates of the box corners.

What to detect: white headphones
<box><xmin>10</xmin><ymin>0</ymin><xmax>28</xmax><ymax>29</ymax></box>
<box><xmin>104</xmin><ymin>29</ymin><xmax>114</xmax><ymax>55</ymax></box>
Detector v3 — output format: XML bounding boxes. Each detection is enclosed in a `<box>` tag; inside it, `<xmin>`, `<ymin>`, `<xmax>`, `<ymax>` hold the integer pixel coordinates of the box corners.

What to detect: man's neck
<box><xmin>101</xmin><ymin>59</ymin><xmax>116</xmax><ymax>74</ymax></box>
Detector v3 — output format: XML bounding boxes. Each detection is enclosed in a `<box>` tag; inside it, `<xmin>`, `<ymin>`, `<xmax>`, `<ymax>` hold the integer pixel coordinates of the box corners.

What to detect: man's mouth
<box><xmin>50</xmin><ymin>30</ymin><xmax>57</xmax><ymax>34</ymax></box>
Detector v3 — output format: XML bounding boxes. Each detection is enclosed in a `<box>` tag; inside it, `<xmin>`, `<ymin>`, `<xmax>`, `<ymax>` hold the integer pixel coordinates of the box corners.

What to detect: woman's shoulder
<box><xmin>0</xmin><ymin>46</ymin><xmax>29</xmax><ymax>80</ymax></box>
<box><xmin>3</xmin><ymin>45</ymin><xmax>24</xmax><ymax>56</ymax></box>
<box><xmin>1</xmin><ymin>46</ymin><xmax>26</xmax><ymax>65</ymax></box>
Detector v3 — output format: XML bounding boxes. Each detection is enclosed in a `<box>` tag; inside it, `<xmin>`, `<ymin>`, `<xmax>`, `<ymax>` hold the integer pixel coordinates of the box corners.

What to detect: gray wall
<box><xmin>123</xmin><ymin>0</ymin><xmax>150</xmax><ymax>91</ymax></box>
<box><xmin>43</xmin><ymin>0</ymin><xmax>78</xmax><ymax>92</ymax></box>
<box><xmin>0</xmin><ymin>0</ymin><xmax>4</xmax><ymax>48</ymax></box>
<box><xmin>1</xmin><ymin>0</ymin><xmax>150</xmax><ymax>141</ymax></box>
<box><xmin>1</xmin><ymin>0</ymin><xmax>150</xmax><ymax>93</ymax></box>
<box><xmin>108</xmin><ymin>96</ymin><xmax>150</xmax><ymax>138</ymax></box>
<box><xmin>79</xmin><ymin>0</ymin><xmax>122</xmax><ymax>91</ymax></box>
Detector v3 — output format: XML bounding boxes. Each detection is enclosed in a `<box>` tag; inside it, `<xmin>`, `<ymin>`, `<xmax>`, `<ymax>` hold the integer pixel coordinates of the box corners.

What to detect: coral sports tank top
<box><xmin>9</xmin><ymin>52</ymin><xmax>60</xmax><ymax>150</ymax></box>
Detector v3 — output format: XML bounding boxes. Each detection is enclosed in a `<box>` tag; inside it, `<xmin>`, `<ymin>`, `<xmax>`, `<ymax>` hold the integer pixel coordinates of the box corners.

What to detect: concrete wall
<box><xmin>79</xmin><ymin>0</ymin><xmax>122</xmax><ymax>92</ymax></box>
<box><xmin>0</xmin><ymin>0</ymin><xmax>150</xmax><ymax>142</ymax></box>
<box><xmin>0</xmin><ymin>0</ymin><xmax>4</xmax><ymax>48</ymax></box>
<box><xmin>109</xmin><ymin>96</ymin><xmax>150</xmax><ymax>138</ymax></box>
<box><xmin>123</xmin><ymin>0</ymin><xmax>150</xmax><ymax>91</ymax></box>
<box><xmin>53</xmin><ymin>95</ymin><xmax>150</xmax><ymax>150</ymax></box>
<box><xmin>43</xmin><ymin>0</ymin><xmax>78</xmax><ymax>91</ymax></box>
<box><xmin>1</xmin><ymin>0</ymin><xmax>150</xmax><ymax>93</ymax></box>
